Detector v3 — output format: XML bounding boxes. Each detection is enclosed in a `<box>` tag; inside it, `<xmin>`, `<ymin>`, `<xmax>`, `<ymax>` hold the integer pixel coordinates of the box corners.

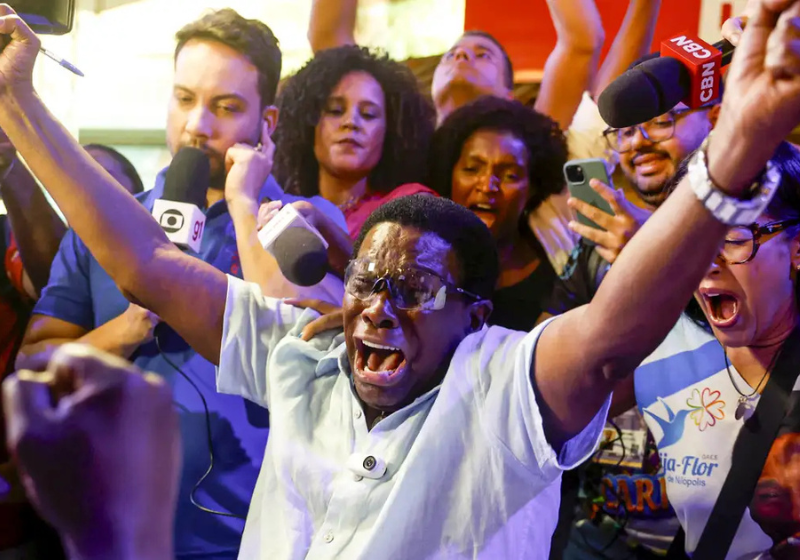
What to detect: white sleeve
<box><xmin>216</xmin><ymin>275</ymin><xmax>308</xmax><ymax>408</ymax></box>
<box><xmin>475</xmin><ymin>320</ymin><xmax>610</xmax><ymax>479</ymax></box>
<box><xmin>566</xmin><ymin>92</ymin><xmax>614</xmax><ymax>163</ymax></box>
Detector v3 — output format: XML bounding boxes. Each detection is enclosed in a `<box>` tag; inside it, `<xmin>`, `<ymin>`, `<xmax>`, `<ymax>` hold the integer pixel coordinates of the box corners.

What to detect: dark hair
<box><xmin>175</xmin><ymin>9</ymin><xmax>282</xmax><ymax>106</ymax></box>
<box><xmin>681</xmin><ymin>141</ymin><xmax>800</xmax><ymax>327</ymax></box>
<box><xmin>427</xmin><ymin>96</ymin><xmax>567</xmax><ymax>214</ymax></box>
<box><xmin>273</xmin><ymin>45</ymin><xmax>434</xmax><ymax>198</ymax></box>
<box><xmin>83</xmin><ymin>144</ymin><xmax>144</xmax><ymax>194</ymax></box>
<box><xmin>462</xmin><ymin>31</ymin><xmax>514</xmax><ymax>89</ymax></box>
<box><xmin>353</xmin><ymin>194</ymin><xmax>499</xmax><ymax>299</ymax></box>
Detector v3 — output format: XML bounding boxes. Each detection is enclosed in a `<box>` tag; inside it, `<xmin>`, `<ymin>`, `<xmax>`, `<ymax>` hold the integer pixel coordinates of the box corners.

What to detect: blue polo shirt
<box><xmin>34</xmin><ymin>171</ymin><xmax>346</xmax><ymax>559</ymax></box>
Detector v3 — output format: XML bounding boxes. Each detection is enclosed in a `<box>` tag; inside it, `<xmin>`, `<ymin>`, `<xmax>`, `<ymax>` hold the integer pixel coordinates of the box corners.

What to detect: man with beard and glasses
<box><xmin>14</xmin><ymin>9</ymin><xmax>345</xmax><ymax>560</ymax></box>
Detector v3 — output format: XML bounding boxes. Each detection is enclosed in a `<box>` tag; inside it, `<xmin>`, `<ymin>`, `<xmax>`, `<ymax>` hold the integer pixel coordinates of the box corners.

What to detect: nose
<box><xmin>629</xmin><ymin>126</ymin><xmax>652</xmax><ymax>151</ymax></box>
<box><xmin>361</xmin><ymin>287</ymin><xmax>400</xmax><ymax>330</ymax></box>
<box><xmin>706</xmin><ymin>254</ymin><xmax>725</xmax><ymax>276</ymax></box>
<box><xmin>341</xmin><ymin>107</ymin><xmax>362</xmax><ymax>131</ymax></box>
<box><xmin>184</xmin><ymin>104</ymin><xmax>214</xmax><ymax>141</ymax></box>
<box><xmin>453</xmin><ymin>47</ymin><xmax>472</xmax><ymax>63</ymax></box>
<box><xmin>475</xmin><ymin>172</ymin><xmax>500</xmax><ymax>193</ymax></box>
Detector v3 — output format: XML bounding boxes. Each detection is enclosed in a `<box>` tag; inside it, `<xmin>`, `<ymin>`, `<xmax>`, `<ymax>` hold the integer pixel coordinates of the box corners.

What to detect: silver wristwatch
<box><xmin>688</xmin><ymin>136</ymin><xmax>780</xmax><ymax>226</ymax></box>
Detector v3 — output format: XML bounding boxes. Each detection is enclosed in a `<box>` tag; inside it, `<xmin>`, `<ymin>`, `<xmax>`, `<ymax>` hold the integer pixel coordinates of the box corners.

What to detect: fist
<box><xmin>2</xmin><ymin>344</ymin><xmax>180</xmax><ymax>559</ymax></box>
<box><xmin>119</xmin><ymin>303</ymin><xmax>160</xmax><ymax>347</ymax></box>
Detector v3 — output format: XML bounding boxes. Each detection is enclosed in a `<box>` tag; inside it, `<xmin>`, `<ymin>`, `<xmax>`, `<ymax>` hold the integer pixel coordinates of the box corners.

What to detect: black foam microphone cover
<box><xmin>272</xmin><ymin>227</ymin><xmax>329</xmax><ymax>287</ymax></box>
<box><xmin>163</xmin><ymin>147</ymin><xmax>210</xmax><ymax>208</ymax></box>
<box><xmin>598</xmin><ymin>57</ymin><xmax>691</xmax><ymax>129</ymax></box>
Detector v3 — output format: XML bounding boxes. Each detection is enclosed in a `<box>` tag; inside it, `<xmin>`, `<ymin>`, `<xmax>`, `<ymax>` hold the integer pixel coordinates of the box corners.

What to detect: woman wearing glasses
<box><xmin>610</xmin><ymin>141</ymin><xmax>800</xmax><ymax>559</ymax></box>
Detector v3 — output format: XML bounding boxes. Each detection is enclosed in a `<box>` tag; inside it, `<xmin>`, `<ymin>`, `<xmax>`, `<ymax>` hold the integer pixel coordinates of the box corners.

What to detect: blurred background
<box><xmin>33</xmin><ymin>0</ymin><xmax>747</xmax><ymax>190</ymax></box>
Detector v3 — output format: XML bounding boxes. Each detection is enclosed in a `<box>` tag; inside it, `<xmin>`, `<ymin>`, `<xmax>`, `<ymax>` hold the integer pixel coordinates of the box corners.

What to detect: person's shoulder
<box><xmin>387</xmin><ymin>183</ymin><xmax>437</xmax><ymax>199</ymax></box>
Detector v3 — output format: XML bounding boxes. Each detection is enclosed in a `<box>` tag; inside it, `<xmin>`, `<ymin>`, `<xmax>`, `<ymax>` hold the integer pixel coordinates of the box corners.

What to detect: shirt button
<box><xmin>354</xmin><ymin>410</ymin><xmax>363</xmax><ymax>419</ymax></box>
<box><xmin>363</xmin><ymin>455</ymin><xmax>377</xmax><ymax>471</ymax></box>
<box><xmin>324</xmin><ymin>532</ymin><xmax>334</xmax><ymax>543</ymax></box>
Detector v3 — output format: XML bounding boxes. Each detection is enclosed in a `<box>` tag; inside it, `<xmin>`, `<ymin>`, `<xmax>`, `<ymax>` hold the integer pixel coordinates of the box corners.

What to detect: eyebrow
<box><xmin>173</xmin><ymin>86</ymin><xmax>249</xmax><ymax>107</ymax></box>
<box><xmin>327</xmin><ymin>95</ymin><xmax>382</xmax><ymax>108</ymax></box>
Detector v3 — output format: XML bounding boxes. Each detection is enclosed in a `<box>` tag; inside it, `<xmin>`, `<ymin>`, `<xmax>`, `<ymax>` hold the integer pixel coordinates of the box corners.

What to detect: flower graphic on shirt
<box><xmin>686</xmin><ymin>387</ymin><xmax>726</xmax><ymax>431</ymax></box>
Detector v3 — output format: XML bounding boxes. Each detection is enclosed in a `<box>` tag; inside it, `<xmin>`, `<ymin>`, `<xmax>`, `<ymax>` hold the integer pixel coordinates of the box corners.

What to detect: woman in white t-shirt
<box><xmin>613</xmin><ymin>141</ymin><xmax>800</xmax><ymax>559</ymax></box>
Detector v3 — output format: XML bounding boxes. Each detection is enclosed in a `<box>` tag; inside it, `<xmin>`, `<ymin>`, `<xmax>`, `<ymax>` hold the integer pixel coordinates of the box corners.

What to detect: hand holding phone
<box><xmin>564</xmin><ymin>159</ymin><xmax>615</xmax><ymax>234</ymax></box>
<box><xmin>563</xmin><ymin>158</ymin><xmax>652</xmax><ymax>263</ymax></box>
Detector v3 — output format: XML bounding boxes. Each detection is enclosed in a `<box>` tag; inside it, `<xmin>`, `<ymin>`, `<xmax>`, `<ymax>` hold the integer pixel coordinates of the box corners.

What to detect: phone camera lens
<box><xmin>565</xmin><ymin>165</ymin><xmax>585</xmax><ymax>184</ymax></box>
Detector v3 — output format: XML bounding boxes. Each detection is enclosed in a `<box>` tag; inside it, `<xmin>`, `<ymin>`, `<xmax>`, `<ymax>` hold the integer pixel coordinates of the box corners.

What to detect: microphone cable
<box><xmin>155</xmin><ymin>331</ymin><xmax>246</xmax><ymax>520</ymax></box>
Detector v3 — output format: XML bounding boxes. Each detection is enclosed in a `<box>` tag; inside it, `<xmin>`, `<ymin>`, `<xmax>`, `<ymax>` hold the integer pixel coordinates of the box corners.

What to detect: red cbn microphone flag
<box><xmin>660</xmin><ymin>33</ymin><xmax>722</xmax><ymax>109</ymax></box>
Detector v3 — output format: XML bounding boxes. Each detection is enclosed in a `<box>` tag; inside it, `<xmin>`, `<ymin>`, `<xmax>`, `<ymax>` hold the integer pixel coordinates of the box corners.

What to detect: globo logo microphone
<box><xmin>159</xmin><ymin>209</ymin><xmax>185</xmax><ymax>234</ymax></box>
<box><xmin>152</xmin><ymin>199</ymin><xmax>206</xmax><ymax>252</ymax></box>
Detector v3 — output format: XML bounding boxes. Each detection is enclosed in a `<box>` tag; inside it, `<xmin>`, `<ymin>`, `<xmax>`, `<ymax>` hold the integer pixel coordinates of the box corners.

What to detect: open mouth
<box><xmin>469</xmin><ymin>203</ymin><xmax>495</xmax><ymax>214</ymax></box>
<box><xmin>354</xmin><ymin>339</ymin><xmax>408</xmax><ymax>386</ymax></box>
<box><xmin>702</xmin><ymin>290</ymin><xmax>740</xmax><ymax>327</ymax></box>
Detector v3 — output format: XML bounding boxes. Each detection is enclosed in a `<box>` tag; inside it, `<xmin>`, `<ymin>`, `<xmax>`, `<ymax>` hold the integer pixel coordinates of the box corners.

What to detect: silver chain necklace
<box><xmin>724</xmin><ymin>349</ymin><xmax>779</xmax><ymax>421</ymax></box>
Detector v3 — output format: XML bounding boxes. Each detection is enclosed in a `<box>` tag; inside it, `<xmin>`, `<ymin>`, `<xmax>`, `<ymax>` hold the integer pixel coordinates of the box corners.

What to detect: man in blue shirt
<box><xmin>15</xmin><ymin>8</ymin><xmax>344</xmax><ymax>560</ymax></box>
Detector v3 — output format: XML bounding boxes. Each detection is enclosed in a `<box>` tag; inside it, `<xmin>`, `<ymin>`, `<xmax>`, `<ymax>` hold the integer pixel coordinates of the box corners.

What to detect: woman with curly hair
<box><xmin>274</xmin><ymin>45</ymin><xmax>436</xmax><ymax>239</ymax></box>
<box><xmin>428</xmin><ymin>95</ymin><xmax>570</xmax><ymax>330</ymax></box>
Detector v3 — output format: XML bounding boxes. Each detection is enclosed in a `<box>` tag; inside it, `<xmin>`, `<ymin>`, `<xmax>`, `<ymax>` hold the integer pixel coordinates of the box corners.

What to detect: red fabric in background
<box><xmin>464</xmin><ymin>0</ymin><xmax>704</xmax><ymax>74</ymax></box>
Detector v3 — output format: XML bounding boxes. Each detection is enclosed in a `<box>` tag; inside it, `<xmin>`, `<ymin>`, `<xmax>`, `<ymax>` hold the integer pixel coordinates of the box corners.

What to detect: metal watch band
<box><xmin>688</xmin><ymin>136</ymin><xmax>780</xmax><ymax>226</ymax></box>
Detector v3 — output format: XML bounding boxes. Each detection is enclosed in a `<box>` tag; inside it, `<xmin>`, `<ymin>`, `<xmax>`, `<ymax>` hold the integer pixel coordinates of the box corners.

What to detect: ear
<box><xmin>467</xmin><ymin>300</ymin><xmax>493</xmax><ymax>333</ymax></box>
<box><xmin>262</xmin><ymin>105</ymin><xmax>279</xmax><ymax>138</ymax></box>
<box><xmin>791</xmin><ymin>231</ymin><xmax>800</xmax><ymax>272</ymax></box>
<box><xmin>708</xmin><ymin>104</ymin><xmax>722</xmax><ymax>129</ymax></box>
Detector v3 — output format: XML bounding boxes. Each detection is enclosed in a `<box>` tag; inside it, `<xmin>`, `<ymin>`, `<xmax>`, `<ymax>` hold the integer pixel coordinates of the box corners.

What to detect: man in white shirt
<box><xmin>1</xmin><ymin>1</ymin><xmax>800</xmax><ymax>558</ymax></box>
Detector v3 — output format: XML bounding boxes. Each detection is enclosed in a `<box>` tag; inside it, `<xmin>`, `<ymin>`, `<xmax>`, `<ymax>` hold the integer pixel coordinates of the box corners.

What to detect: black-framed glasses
<box><xmin>602</xmin><ymin>107</ymin><xmax>709</xmax><ymax>154</ymax></box>
<box><xmin>720</xmin><ymin>219</ymin><xmax>800</xmax><ymax>264</ymax></box>
<box><xmin>344</xmin><ymin>258</ymin><xmax>483</xmax><ymax>311</ymax></box>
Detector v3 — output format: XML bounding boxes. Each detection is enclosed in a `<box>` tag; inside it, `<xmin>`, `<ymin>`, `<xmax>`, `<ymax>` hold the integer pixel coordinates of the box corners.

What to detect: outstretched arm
<box><xmin>591</xmin><ymin>0</ymin><xmax>662</xmax><ymax>99</ymax></box>
<box><xmin>0</xmin><ymin>8</ymin><xmax>226</xmax><ymax>363</ymax></box>
<box><xmin>534</xmin><ymin>0</ymin><xmax>605</xmax><ymax>130</ymax></box>
<box><xmin>308</xmin><ymin>0</ymin><xmax>357</xmax><ymax>53</ymax></box>
<box><xmin>532</xmin><ymin>0</ymin><xmax>800</xmax><ymax>449</ymax></box>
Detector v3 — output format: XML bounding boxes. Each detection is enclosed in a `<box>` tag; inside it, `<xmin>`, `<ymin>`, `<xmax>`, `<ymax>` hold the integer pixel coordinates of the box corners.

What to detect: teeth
<box><xmin>362</xmin><ymin>340</ymin><xmax>401</xmax><ymax>352</ymax></box>
<box><xmin>475</xmin><ymin>204</ymin><xmax>493</xmax><ymax>210</ymax></box>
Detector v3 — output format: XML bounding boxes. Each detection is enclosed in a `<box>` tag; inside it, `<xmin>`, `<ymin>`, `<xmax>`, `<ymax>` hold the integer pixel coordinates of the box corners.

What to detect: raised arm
<box><xmin>0</xmin><ymin>8</ymin><xmax>226</xmax><ymax>363</ymax></box>
<box><xmin>532</xmin><ymin>0</ymin><xmax>800</xmax><ymax>448</ymax></box>
<box><xmin>534</xmin><ymin>0</ymin><xmax>605</xmax><ymax>130</ymax></box>
<box><xmin>591</xmin><ymin>0</ymin><xmax>662</xmax><ymax>99</ymax></box>
<box><xmin>308</xmin><ymin>0</ymin><xmax>357</xmax><ymax>53</ymax></box>
<box><xmin>0</xmin><ymin>141</ymin><xmax>66</xmax><ymax>296</ymax></box>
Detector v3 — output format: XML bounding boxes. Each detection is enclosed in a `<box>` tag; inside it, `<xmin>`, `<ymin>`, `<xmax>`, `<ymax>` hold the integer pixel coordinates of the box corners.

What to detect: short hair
<box><xmin>461</xmin><ymin>31</ymin><xmax>514</xmax><ymax>90</ymax></box>
<box><xmin>427</xmin><ymin>96</ymin><xmax>567</xmax><ymax>214</ymax></box>
<box><xmin>83</xmin><ymin>144</ymin><xmax>144</xmax><ymax>194</ymax></box>
<box><xmin>175</xmin><ymin>9</ymin><xmax>282</xmax><ymax>106</ymax></box>
<box><xmin>353</xmin><ymin>194</ymin><xmax>499</xmax><ymax>300</ymax></box>
<box><xmin>273</xmin><ymin>45</ymin><xmax>434</xmax><ymax>198</ymax></box>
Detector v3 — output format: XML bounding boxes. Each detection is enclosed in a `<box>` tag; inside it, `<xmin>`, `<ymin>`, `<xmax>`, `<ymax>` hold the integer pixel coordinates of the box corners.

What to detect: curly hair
<box><xmin>273</xmin><ymin>45</ymin><xmax>434</xmax><ymax>198</ymax></box>
<box><xmin>427</xmin><ymin>96</ymin><xmax>567</xmax><ymax>214</ymax></box>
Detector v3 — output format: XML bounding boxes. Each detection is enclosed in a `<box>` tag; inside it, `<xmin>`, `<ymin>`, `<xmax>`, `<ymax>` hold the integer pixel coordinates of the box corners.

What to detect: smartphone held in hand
<box><xmin>564</xmin><ymin>158</ymin><xmax>615</xmax><ymax>235</ymax></box>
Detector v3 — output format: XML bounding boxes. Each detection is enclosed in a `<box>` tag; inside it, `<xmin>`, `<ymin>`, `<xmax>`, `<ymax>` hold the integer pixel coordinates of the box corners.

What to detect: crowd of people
<box><xmin>1</xmin><ymin>0</ymin><xmax>800</xmax><ymax>559</ymax></box>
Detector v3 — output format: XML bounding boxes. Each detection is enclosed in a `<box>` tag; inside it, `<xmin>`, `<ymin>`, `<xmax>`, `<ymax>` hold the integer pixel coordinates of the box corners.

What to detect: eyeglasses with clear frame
<box><xmin>719</xmin><ymin>219</ymin><xmax>800</xmax><ymax>264</ymax></box>
<box><xmin>344</xmin><ymin>258</ymin><xmax>483</xmax><ymax>311</ymax></box>
<box><xmin>602</xmin><ymin>106</ymin><xmax>711</xmax><ymax>154</ymax></box>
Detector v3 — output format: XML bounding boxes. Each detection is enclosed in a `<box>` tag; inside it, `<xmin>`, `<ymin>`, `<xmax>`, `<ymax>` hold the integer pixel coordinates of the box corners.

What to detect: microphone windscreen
<box><xmin>598</xmin><ymin>57</ymin><xmax>691</xmax><ymax>128</ymax></box>
<box><xmin>163</xmin><ymin>147</ymin><xmax>210</xmax><ymax>208</ymax></box>
<box><xmin>272</xmin><ymin>227</ymin><xmax>328</xmax><ymax>287</ymax></box>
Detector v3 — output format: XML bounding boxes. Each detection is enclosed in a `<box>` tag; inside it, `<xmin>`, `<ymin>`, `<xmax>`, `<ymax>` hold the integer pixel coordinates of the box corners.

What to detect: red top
<box><xmin>343</xmin><ymin>183</ymin><xmax>437</xmax><ymax>240</ymax></box>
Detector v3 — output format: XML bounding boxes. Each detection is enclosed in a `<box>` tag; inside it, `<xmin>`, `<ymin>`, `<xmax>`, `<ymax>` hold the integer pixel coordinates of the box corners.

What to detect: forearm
<box><xmin>592</xmin><ymin>0</ymin><xmax>662</xmax><ymax>97</ymax></box>
<box><xmin>0</xmin><ymin>91</ymin><xmax>175</xmax><ymax>303</ymax></box>
<box><xmin>308</xmin><ymin>0</ymin><xmax>357</xmax><ymax>53</ymax></box>
<box><xmin>535</xmin><ymin>0</ymin><xmax>605</xmax><ymax>129</ymax></box>
<box><xmin>0</xmin><ymin>158</ymin><xmax>66</xmax><ymax>294</ymax></box>
<box><xmin>316</xmin><ymin>215</ymin><xmax>352</xmax><ymax>278</ymax></box>
<box><xmin>229</xmin><ymin>199</ymin><xmax>300</xmax><ymax>298</ymax></box>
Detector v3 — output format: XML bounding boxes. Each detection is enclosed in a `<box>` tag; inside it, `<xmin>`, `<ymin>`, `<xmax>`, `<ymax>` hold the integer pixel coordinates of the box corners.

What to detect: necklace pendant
<box><xmin>735</xmin><ymin>397</ymin><xmax>753</xmax><ymax>421</ymax></box>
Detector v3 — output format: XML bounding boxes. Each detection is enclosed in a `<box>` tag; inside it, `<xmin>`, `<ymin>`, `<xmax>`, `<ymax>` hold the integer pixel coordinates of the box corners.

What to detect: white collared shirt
<box><xmin>218</xmin><ymin>277</ymin><xmax>609</xmax><ymax>559</ymax></box>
